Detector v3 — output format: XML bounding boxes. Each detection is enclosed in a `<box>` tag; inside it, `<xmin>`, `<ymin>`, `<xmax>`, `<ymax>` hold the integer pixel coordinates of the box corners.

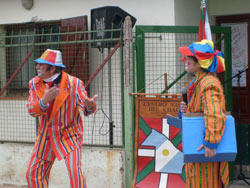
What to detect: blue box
<box><xmin>167</xmin><ymin>114</ymin><xmax>237</xmax><ymax>163</ymax></box>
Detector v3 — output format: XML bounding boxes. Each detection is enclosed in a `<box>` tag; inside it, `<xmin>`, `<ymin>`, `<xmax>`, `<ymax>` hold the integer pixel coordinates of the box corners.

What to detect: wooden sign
<box><xmin>132</xmin><ymin>95</ymin><xmax>186</xmax><ymax>188</ymax></box>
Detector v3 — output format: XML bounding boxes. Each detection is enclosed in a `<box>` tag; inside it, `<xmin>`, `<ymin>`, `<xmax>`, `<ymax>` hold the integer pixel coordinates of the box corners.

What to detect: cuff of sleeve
<box><xmin>203</xmin><ymin>140</ymin><xmax>218</xmax><ymax>149</ymax></box>
<box><xmin>178</xmin><ymin>107</ymin><xmax>182</xmax><ymax>119</ymax></box>
<box><xmin>84</xmin><ymin>103</ymin><xmax>96</xmax><ymax>115</ymax></box>
<box><xmin>84</xmin><ymin>106</ymin><xmax>93</xmax><ymax>113</ymax></box>
<box><xmin>33</xmin><ymin>100</ymin><xmax>47</xmax><ymax>115</ymax></box>
<box><xmin>39</xmin><ymin>99</ymin><xmax>49</xmax><ymax>111</ymax></box>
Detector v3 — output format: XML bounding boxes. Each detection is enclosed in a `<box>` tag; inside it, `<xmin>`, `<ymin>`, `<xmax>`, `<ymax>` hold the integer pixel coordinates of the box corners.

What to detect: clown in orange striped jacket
<box><xmin>26</xmin><ymin>49</ymin><xmax>97</xmax><ymax>188</ymax></box>
<box><xmin>27</xmin><ymin>70</ymin><xmax>96</xmax><ymax>161</ymax></box>
<box><xmin>26</xmin><ymin>70</ymin><xmax>96</xmax><ymax>188</ymax></box>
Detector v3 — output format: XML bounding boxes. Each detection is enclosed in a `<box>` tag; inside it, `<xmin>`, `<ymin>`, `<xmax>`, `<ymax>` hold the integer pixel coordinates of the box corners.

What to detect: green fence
<box><xmin>133</xmin><ymin>25</ymin><xmax>235</xmax><ymax>180</ymax></box>
<box><xmin>0</xmin><ymin>22</ymin><xmax>124</xmax><ymax>147</ymax></box>
<box><xmin>135</xmin><ymin>25</ymin><xmax>232</xmax><ymax>111</ymax></box>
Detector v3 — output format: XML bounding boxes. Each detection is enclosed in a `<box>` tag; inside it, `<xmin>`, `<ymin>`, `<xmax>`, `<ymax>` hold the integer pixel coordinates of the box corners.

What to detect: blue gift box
<box><xmin>167</xmin><ymin>113</ymin><xmax>237</xmax><ymax>163</ymax></box>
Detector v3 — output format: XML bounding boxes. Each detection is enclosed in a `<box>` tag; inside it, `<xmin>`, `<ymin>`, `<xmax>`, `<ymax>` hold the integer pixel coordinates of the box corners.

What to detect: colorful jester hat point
<box><xmin>179</xmin><ymin>39</ymin><xmax>225</xmax><ymax>73</ymax></box>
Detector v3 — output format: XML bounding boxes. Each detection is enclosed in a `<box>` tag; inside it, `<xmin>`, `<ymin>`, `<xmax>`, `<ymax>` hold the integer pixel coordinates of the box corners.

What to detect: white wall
<box><xmin>208</xmin><ymin>0</ymin><xmax>250</xmax><ymax>17</ymax></box>
<box><xmin>175</xmin><ymin>0</ymin><xmax>250</xmax><ymax>26</ymax></box>
<box><xmin>0</xmin><ymin>143</ymin><xmax>125</xmax><ymax>188</ymax></box>
<box><xmin>174</xmin><ymin>0</ymin><xmax>201</xmax><ymax>26</ymax></box>
<box><xmin>0</xmin><ymin>0</ymin><xmax>175</xmax><ymax>26</ymax></box>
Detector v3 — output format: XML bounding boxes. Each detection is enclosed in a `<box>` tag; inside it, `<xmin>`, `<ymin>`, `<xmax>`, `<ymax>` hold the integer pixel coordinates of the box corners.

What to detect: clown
<box><xmin>26</xmin><ymin>49</ymin><xmax>98</xmax><ymax>188</ymax></box>
<box><xmin>179</xmin><ymin>40</ymin><xmax>229</xmax><ymax>188</ymax></box>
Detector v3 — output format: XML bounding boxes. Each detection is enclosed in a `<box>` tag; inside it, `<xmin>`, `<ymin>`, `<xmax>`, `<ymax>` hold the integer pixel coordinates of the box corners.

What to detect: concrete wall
<box><xmin>0</xmin><ymin>143</ymin><xmax>125</xmax><ymax>188</ymax></box>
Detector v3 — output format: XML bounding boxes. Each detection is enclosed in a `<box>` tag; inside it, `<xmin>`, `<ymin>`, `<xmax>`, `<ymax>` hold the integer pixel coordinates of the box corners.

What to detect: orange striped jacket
<box><xmin>27</xmin><ymin>71</ymin><xmax>96</xmax><ymax>161</ymax></box>
<box><xmin>185</xmin><ymin>71</ymin><xmax>229</xmax><ymax>188</ymax></box>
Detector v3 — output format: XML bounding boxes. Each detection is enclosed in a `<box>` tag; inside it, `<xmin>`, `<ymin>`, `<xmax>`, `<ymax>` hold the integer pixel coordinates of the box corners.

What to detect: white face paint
<box><xmin>185</xmin><ymin>62</ymin><xmax>188</xmax><ymax>71</ymax></box>
<box><xmin>36</xmin><ymin>63</ymin><xmax>52</xmax><ymax>79</ymax></box>
<box><xmin>185</xmin><ymin>57</ymin><xmax>201</xmax><ymax>74</ymax></box>
<box><xmin>37</xmin><ymin>70</ymin><xmax>43</xmax><ymax>77</ymax></box>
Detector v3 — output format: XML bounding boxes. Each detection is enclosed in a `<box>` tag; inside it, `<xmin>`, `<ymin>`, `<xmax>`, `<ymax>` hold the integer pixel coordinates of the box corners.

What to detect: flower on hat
<box><xmin>34</xmin><ymin>49</ymin><xmax>66</xmax><ymax>68</ymax></box>
<box><xmin>179</xmin><ymin>39</ymin><xmax>225</xmax><ymax>73</ymax></box>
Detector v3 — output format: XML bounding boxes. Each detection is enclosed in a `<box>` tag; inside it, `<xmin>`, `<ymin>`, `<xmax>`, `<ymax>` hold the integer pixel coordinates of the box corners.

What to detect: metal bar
<box><xmin>0</xmin><ymin>47</ymin><xmax>33</xmax><ymax>97</ymax></box>
<box><xmin>85</xmin><ymin>40</ymin><xmax>121</xmax><ymax>88</ymax></box>
<box><xmin>0</xmin><ymin>28</ymin><xmax>122</xmax><ymax>39</ymax></box>
<box><xmin>135</xmin><ymin>26</ymin><xmax>146</xmax><ymax>93</ymax></box>
<box><xmin>161</xmin><ymin>71</ymin><xmax>187</xmax><ymax>93</ymax></box>
<box><xmin>135</xmin><ymin>25</ymin><xmax>231</xmax><ymax>34</ymax></box>
<box><xmin>136</xmin><ymin>25</ymin><xmax>199</xmax><ymax>34</ymax></box>
<box><xmin>108</xmin><ymin>47</ymin><xmax>113</xmax><ymax>146</ymax></box>
<box><xmin>0</xmin><ymin>38</ymin><xmax>120</xmax><ymax>48</ymax></box>
<box><xmin>214</xmin><ymin>34</ymin><xmax>225</xmax><ymax>46</ymax></box>
<box><xmin>132</xmin><ymin>42</ymin><xmax>136</xmax><ymax>93</ymax></box>
<box><xmin>223</xmin><ymin>27</ymin><xmax>233</xmax><ymax>111</ymax></box>
<box><xmin>129</xmin><ymin>93</ymin><xmax>182</xmax><ymax>97</ymax></box>
<box><xmin>164</xmin><ymin>73</ymin><xmax>168</xmax><ymax>94</ymax></box>
<box><xmin>120</xmin><ymin>23</ymin><xmax>125</xmax><ymax>147</ymax></box>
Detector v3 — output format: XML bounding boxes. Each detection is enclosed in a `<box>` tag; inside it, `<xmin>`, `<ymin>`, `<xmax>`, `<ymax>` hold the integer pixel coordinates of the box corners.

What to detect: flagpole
<box><xmin>201</xmin><ymin>0</ymin><xmax>206</xmax><ymax>11</ymax></box>
<box><xmin>199</xmin><ymin>0</ymin><xmax>212</xmax><ymax>41</ymax></box>
<box><xmin>201</xmin><ymin>0</ymin><xmax>206</xmax><ymax>40</ymax></box>
<box><xmin>199</xmin><ymin>0</ymin><xmax>206</xmax><ymax>41</ymax></box>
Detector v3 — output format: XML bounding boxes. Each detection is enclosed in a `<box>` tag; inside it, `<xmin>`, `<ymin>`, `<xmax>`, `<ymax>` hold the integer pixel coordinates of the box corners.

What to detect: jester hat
<box><xmin>179</xmin><ymin>39</ymin><xmax>225</xmax><ymax>73</ymax></box>
<box><xmin>34</xmin><ymin>49</ymin><xmax>66</xmax><ymax>68</ymax></box>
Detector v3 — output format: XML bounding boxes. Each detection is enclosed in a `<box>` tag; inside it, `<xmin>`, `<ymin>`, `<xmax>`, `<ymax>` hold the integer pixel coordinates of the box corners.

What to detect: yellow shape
<box><xmin>162</xmin><ymin>149</ymin><xmax>169</xmax><ymax>157</ymax></box>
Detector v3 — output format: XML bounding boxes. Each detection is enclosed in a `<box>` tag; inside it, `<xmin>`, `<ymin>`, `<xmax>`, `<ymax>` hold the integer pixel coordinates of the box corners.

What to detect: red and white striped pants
<box><xmin>26</xmin><ymin>148</ymin><xmax>87</xmax><ymax>188</ymax></box>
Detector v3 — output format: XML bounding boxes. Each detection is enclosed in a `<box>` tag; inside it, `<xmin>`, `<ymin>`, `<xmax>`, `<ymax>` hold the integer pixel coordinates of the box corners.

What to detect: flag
<box><xmin>141</xmin><ymin>129</ymin><xmax>184</xmax><ymax>174</ymax></box>
<box><xmin>133</xmin><ymin>117</ymin><xmax>186</xmax><ymax>188</ymax></box>
<box><xmin>198</xmin><ymin>0</ymin><xmax>212</xmax><ymax>41</ymax></box>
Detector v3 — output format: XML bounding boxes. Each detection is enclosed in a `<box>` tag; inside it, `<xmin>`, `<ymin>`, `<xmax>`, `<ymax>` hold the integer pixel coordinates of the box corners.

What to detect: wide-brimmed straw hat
<box><xmin>179</xmin><ymin>39</ymin><xmax>225</xmax><ymax>73</ymax></box>
<box><xmin>34</xmin><ymin>49</ymin><xmax>66</xmax><ymax>68</ymax></box>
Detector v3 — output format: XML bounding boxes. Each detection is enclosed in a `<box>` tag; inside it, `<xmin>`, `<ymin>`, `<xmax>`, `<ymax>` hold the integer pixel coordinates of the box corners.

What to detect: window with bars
<box><xmin>3</xmin><ymin>17</ymin><xmax>89</xmax><ymax>97</ymax></box>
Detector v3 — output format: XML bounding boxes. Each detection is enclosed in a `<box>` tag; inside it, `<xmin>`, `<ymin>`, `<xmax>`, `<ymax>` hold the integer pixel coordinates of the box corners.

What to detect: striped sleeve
<box><xmin>76</xmin><ymin>79</ymin><xmax>96</xmax><ymax>116</ymax></box>
<box><xmin>26</xmin><ymin>79</ymin><xmax>46</xmax><ymax>117</ymax></box>
<box><xmin>201</xmin><ymin>78</ymin><xmax>226</xmax><ymax>148</ymax></box>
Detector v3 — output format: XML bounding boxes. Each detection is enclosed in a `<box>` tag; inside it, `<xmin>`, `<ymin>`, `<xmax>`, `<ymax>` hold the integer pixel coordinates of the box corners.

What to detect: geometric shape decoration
<box><xmin>132</xmin><ymin>96</ymin><xmax>185</xmax><ymax>188</ymax></box>
<box><xmin>141</xmin><ymin>129</ymin><xmax>184</xmax><ymax>174</ymax></box>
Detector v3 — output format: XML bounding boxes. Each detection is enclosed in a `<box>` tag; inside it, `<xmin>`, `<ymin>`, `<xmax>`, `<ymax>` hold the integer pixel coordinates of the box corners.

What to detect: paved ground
<box><xmin>1</xmin><ymin>180</ymin><xmax>250</xmax><ymax>188</ymax></box>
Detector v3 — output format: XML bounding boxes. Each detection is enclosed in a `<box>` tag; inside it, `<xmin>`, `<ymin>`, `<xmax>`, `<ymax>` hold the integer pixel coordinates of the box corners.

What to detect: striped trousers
<box><xmin>185</xmin><ymin>162</ymin><xmax>229</xmax><ymax>188</ymax></box>
<box><xmin>26</xmin><ymin>148</ymin><xmax>87</xmax><ymax>188</ymax></box>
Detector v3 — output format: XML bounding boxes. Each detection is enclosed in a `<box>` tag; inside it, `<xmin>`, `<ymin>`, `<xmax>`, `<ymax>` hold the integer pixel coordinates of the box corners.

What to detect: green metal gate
<box><xmin>135</xmin><ymin>25</ymin><xmax>232</xmax><ymax>111</ymax></box>
<box><xmin>132</xmin><ymin>25</ymin><xmax>234</xmax><ymax>181</ymax></box>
